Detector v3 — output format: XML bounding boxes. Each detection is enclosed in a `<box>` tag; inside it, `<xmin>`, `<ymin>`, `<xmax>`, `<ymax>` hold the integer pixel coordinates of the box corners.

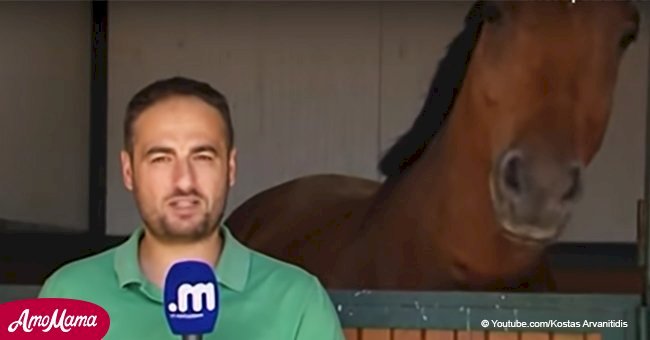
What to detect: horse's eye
<box><xmin>620</xmin><ymin>29</ymin><xmax>637</xmax><ymax>50</ymax></box>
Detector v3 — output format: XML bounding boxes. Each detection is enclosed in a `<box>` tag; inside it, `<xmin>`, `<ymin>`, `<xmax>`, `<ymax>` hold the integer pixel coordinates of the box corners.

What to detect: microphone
<box><xmin>163</xmin><ymin>260</ymin><xmax>220</xmax><ymax>340</ymax></box>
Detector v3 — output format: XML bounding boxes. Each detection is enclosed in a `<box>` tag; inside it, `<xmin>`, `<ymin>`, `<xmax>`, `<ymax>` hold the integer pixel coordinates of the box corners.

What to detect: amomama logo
<box><xmin>0</xmin><ymin>298</ymin><xmax>110</xmax><ymax>339</ymax></box>
<box><xmin>167</xmin><ymin>282</ymin><xmax>216</xmax><ymax>318</ymax></box>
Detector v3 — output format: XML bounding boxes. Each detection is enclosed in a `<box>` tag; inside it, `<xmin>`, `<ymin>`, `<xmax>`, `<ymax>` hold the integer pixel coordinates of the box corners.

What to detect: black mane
<box><xmin>378</xmin><ymin>1</ymin><xmax>488</xmax><ymax>178</ymax></box>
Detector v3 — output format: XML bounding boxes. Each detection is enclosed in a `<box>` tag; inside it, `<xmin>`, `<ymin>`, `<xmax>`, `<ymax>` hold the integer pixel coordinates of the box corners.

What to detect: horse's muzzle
<box><xmin>490</xmin><ymin>148</ymin><xmax>583</xmax><ymax>244</ymax></box>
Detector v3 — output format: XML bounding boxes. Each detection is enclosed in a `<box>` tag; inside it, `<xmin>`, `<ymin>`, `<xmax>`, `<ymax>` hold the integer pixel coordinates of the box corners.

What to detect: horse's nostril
<box><xmin>562</xmin><ymin>166</ymin><xmax>582</xmax><ymax>202</ymax></box>
<box><xmin>502</xmin><ymin>151</ymin><xmax>523</xmax><ymax>195</ymax></box>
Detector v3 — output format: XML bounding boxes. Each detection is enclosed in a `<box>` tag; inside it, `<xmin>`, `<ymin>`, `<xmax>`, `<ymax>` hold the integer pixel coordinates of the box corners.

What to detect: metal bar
<box><xmin>639</xmin><ymin>199</ymin><xmax>647</xmax><ymax>267</ymax></box>
<box><xmin>639</xmin><ymin>306</ymin><xmax>647</xmax><ymax>340</ymax></box>
<box><xmin>88</xmin><ymin>0</ymin><xmax>108</xmax><ymax>238</ymax></box>
<box><xmin>643</xmin><ymin>5</ymin><xmax>650</xmax><ymax>339</ymax></box>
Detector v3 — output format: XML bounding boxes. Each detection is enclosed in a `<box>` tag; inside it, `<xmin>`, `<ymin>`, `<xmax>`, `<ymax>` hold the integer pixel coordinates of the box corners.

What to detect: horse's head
<box><xmin>464</xmin><ymin>1</ymin><xmax>639</xmax><ymax>245</ymax></box>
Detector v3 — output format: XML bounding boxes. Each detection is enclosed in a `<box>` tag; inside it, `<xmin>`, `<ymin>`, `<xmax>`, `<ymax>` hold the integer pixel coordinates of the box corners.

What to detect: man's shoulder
<box><xmin>248</xmin><ymin>249</ymin><xmax>321</xmax><ymax>289</ymax></box>
<box><xmin>38</xmin><ymin>246</ymin><xmax>118</xmax><ymax>298</ymax></box>
<box><xmin>246</xmin><ymin>250</ymin><xmax>345</xmax><ymax>339</ymax></box>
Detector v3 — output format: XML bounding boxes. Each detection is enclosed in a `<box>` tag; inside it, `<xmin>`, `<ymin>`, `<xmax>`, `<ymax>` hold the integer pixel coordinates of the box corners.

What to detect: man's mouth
<box><xmin>168</xmin><ymin>197</ymin><xmax>202</xmax><ymax>217</ymax></box>
<box><xmin>170</xmin><ymin>198</ymin><xmax>200</xmax><ymax>208</ymax></box>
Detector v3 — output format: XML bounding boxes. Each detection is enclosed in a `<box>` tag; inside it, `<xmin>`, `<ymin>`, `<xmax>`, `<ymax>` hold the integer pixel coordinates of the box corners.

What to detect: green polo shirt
<box><xmin>38</xmin><ymin>225</ymin><xmax>345</xmax><ymax>340</ymax></box>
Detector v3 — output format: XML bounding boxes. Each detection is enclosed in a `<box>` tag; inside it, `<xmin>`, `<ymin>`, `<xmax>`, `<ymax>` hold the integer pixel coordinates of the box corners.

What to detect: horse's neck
<box><xmin>368</xmin><ymin>96</ymin><xmax>483</xmax><ymax>227</ymax></box>
<box><xmin>364</xmin><ymin>99</ymin><xmax>545</xmax><ymax>286</ymax></box>
<box><xmin>367</xmin><ymin>106</ymin><xmax>486</xmax><ymax>247</ymax></box>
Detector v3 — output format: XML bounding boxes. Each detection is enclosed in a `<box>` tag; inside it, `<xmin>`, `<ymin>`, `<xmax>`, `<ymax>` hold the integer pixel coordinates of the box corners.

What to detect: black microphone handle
<box><xmin>182</xmin><ymin>335</ymin><xmax>202</xmax><ymax>340</ymax></box>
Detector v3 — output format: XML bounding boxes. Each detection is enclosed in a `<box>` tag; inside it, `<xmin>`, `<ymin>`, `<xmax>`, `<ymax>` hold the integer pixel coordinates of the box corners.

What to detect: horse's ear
<box><xmin>467</xmin><ymin>1</ymin><xmax>505</xmax><ymax>25</ymax></box>
<box><xmin>483</xmin><ymin>1</ymin><xmax>503</xmax><ymax>23</ymax></box>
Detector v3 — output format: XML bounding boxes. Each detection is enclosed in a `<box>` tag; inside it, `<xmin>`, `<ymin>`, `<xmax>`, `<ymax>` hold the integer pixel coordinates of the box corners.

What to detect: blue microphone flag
<box><xmin>163</xmin><ymin>260</ymin><xmax>219</xmax><ymax>335</ymax></box>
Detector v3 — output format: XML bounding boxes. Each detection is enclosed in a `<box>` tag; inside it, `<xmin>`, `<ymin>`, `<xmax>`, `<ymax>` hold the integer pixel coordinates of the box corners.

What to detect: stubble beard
<box><xmin>155</xmin><ymin>211</ymin><xmax>220</xmax><ymax>243</ymax></box>
<box><xmin>134</xmin><ymin>184</ymin><xmax>230</xmax><ymax>245</ymax></box>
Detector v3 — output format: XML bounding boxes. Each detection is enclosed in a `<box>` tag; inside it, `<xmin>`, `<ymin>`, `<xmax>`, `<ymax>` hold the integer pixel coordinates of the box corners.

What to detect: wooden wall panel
<box><xmin>377</xmin><ymin>1</ymin><xmax>468</xmax><ymax>174</ymax></box>
<box><xmin>345</xmin><ymin>328</ymin><xmax>360</xmax><ymax>340</ymax></box>
<box><xmin>425</xmin><ymin>331</ymin><xmax>455</xmax><ymax>340</ymax></box>
<box><xmin>486</xmin><ymin>331</ymin><xmax>518</xmax><ymax>340</ymax></box>
<box><xmin>520</xmin><ymin>333</ymin><xmax>551</xmax><ymax>340</ymax></box>
<box><xmin>0</xmin><ymin>2</ymin><xmax>90</xmax><ymax>231</ymax></box>
<box><xmin>393</xmin><ymin>329</ymin><xmax>422</xmax><ymax>339</ymax></box>
<box><xmin>552</xmin><ymin>334</ymin><xmax>587</xmax><ymax>340</ymax></box>
<box><xmin>361</xmin><ymin>329</ymin><xmax>392</xmax><ymax>340</ymax></box>
<box><xmin>107</xmin><ymin>2</ymin><xmax>381</xmax><ymax>235</ymax></box>
<box><xmin>455</xmin><ymin>331</ymin><xmax>485</xmax><ymax>340</ymax></box>
<box><xmin>585</xmin><ymin>334</ymin><xmax>602</xmax><ymax>340</ymax></box>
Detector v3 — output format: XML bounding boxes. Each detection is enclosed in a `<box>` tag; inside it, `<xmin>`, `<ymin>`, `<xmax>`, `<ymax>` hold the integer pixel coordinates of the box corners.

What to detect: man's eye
<box><xmin>196</xmin><ymin>154</ymin><xmax>214</xmax><ymax>161</ymax></box>
<box><xmin>151</xmin><ymin>156</ymin><xmax>169</xmax><ymax>163</ymax></box>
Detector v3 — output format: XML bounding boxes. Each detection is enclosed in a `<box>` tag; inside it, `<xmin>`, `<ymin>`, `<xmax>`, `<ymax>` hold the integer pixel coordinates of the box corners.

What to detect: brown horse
<box><xmin>226</xmin><ymin>1</ymin><xmax>640</xmax><ymax>292</ymax></box>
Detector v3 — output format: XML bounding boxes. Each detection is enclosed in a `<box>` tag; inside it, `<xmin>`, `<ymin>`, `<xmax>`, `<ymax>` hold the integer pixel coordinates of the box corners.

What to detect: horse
<box><xmin>225</xmin><ymin>0</ymin><xmax>640</xmax><ymax>292</ymax></box>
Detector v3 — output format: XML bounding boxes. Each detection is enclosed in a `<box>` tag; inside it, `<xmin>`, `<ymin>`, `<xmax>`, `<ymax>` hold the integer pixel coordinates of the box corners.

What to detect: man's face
<box><xmin>120</xmin><ymin>95</ymin><xmax>236</xmax><ymax>243</ymax></box>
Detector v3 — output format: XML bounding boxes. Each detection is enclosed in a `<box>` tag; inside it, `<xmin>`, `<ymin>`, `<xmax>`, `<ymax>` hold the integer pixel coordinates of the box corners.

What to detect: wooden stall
<box><xmin>323</xmin><ymin>188</ymin><xmax>650</xmax><ymax>340</ymax></box>
<box><xmin>325</xmin><ymin>190</ymin><xmax>650</xmax><ymax>339</ymax></box>
<box><xmin>330</xmin><ymin>290</ymin><xmax>641</xmax><ymax>340</ymax></box>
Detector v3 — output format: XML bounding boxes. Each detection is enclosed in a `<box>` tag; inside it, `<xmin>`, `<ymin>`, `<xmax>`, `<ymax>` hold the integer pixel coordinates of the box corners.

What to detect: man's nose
<box><xmin>173</xmin><ymin>160</ymin><xmax>196</xmax><ymax>191</ymax></box>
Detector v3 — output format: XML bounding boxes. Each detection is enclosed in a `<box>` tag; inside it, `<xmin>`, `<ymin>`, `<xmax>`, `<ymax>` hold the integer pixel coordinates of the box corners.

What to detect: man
<box><xmin>38</xmin><ymin>77</ymin><xmax>346</xmax><ymax>340</ymax></box>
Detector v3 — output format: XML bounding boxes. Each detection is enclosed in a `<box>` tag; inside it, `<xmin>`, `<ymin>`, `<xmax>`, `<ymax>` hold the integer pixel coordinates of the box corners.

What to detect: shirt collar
<box><xmin>214</xmin><ymin>224</ymin><xmax>250</xmax><ymax>292</ymax></box>
<box><xmin>113</xmin><ymin>223</ymin><xmax>250</xmax><ymax>300</ymax></box>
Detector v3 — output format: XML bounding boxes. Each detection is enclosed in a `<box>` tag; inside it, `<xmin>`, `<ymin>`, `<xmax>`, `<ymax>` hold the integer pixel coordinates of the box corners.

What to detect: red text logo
<box><xmin>0</xmin><ymin>298</ymin><xmax>110</xmax><ymax>339</ymax></box>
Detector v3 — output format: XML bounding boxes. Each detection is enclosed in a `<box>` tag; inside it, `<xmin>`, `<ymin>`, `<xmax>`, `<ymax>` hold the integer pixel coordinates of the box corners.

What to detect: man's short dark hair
<box><xmin>123</xmin><ymin>76</ymin><xmax>234</xmax><ymax>155</ymax></box>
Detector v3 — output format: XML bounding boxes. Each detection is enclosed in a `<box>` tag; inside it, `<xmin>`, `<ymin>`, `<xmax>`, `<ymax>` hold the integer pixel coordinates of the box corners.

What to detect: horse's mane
<box><xmin>378</xmin><ymin>1</ymin><xmax>489</xmax><ymax>178</ymax></box>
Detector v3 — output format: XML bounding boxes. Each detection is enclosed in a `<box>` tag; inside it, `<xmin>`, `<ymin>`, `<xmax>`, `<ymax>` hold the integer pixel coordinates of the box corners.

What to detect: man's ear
<box><xmin>228</xmin><ymin>147</ymin><xmax>237</xmax><ymax>187</ymax></box>
<box><xmin>120</xmin><ymin>150</ymin><xmax>134</xmax><ymax>191</ymax></box>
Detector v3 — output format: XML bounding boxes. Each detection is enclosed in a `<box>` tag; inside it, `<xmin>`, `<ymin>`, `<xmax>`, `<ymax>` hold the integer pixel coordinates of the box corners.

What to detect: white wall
<box><xmin>571</xmin><ymin>17</ymin><xmax>649</xmax><ymax>243</ymax></box>
<box><xmin>106</xmin><ymin>2</ymin><xmax>384</xmax><ymax>235</ymax></box>
<box><xmin>0</xmin><ymin>2</ymin><xmax>90</xmax><ymax>231</ymax></box>
<box><xmin>0</xmin><ymin>2</ymin><xmax>647</xmax><ymax>243</ymax></box>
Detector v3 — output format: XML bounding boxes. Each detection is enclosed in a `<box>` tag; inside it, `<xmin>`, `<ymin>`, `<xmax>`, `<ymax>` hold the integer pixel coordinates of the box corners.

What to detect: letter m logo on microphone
<box><xmin>163</xmin><ymin>261</ymin><xmax>220</xmax><ymax>335</ymax></box>
<box><xmin>173</xmin><ymin>282</ymin><xmax>216</xmax><ymax>313</ymax></box>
